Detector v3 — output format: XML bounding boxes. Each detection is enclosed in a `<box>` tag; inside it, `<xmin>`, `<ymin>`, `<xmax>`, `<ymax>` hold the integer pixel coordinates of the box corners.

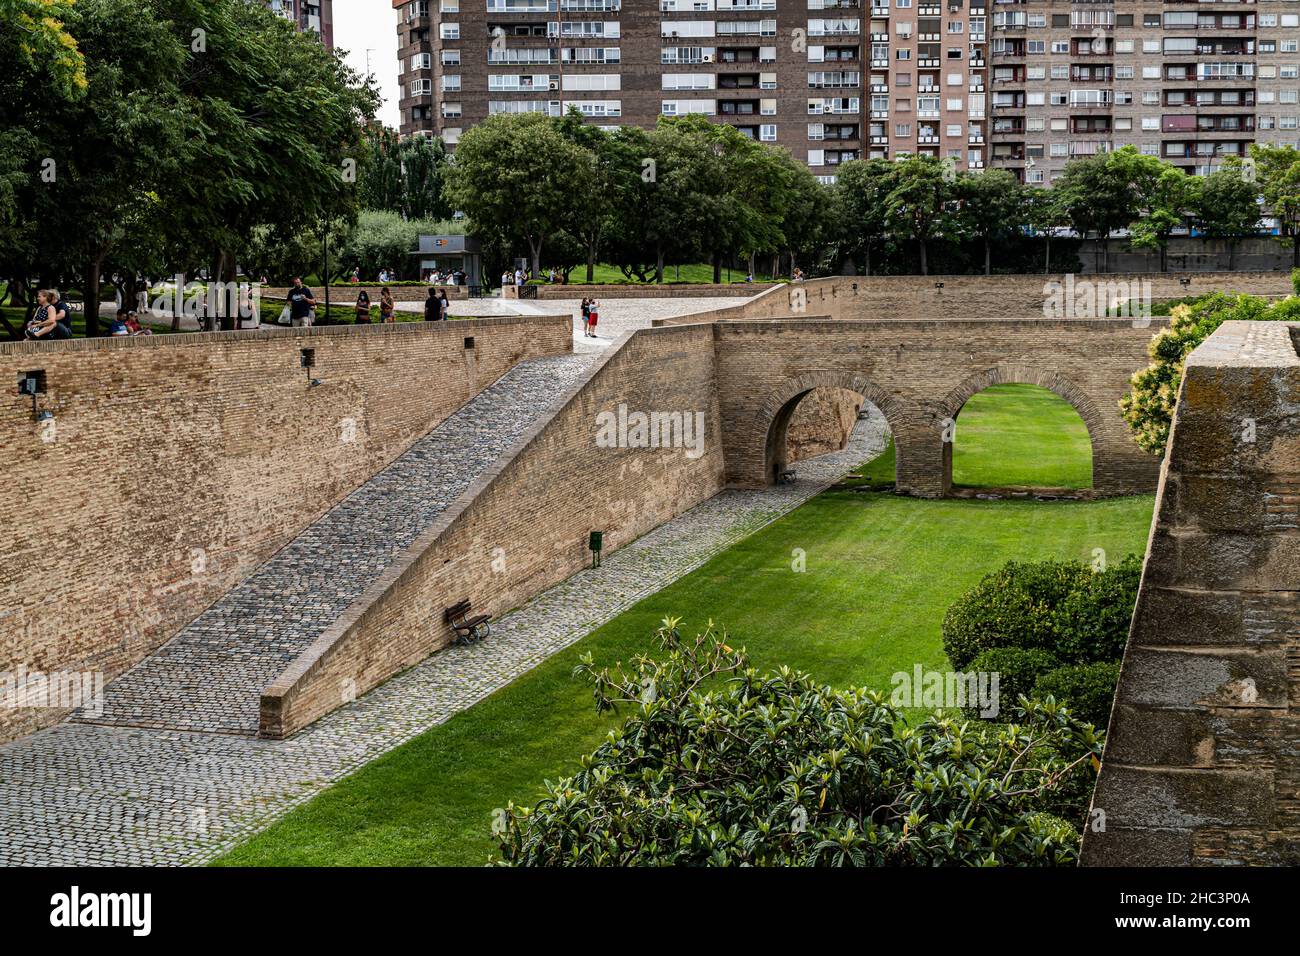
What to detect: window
<box><xmin>441</xmin><ymin>50</ymin><xmax>459</xmax><ymax>66</ymax></box>
<box><xmin>439</xmin><ymin>23</ymin><xmax>459</xmax><ymax>39</ymax></box>
<box><xmin>760</xmin><ymin>124</ymin><xmax>777</xmax><ymax>141</ymax></box>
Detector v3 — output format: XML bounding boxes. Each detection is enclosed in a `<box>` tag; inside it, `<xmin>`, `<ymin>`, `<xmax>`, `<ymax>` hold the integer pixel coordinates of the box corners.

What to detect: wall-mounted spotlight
<box><xmin>1178</xmin><ymin>277</ymin><xmax>1192</xmax><ymax>290</ymax></box>
<box><xmin>935</xmin><ymin>282</ymin><xmax>945</xmax><ymax>291</ymax></box>
<box><xmin>300</xmin><ymin>348</ymin><xmax>321</xmax><ymax>387</ymax></box>
<box><xmin>17</xmin><ymin>371</ymin><xmax>49</xmax><ymax>420</ymax></box>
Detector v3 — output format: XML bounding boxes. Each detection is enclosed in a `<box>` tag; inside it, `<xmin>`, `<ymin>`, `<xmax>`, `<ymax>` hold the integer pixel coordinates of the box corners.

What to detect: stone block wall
<box><xmin>1083</xmin><ymin>320</ymin><xmax>1300</xmax><ymax>866</ymax></box>
<box><xmin>662</xmin><ymin>271</ymin><xmax>1296</xmax><ymax>324</ymax></box>
<box><xmin>0</xmin><ymin>317</ymin><xmax>569</xmax><ymax>742</ymax></box>
<box><xmin>260</xmin><ymin>323</ymin><xmax>726</xmax><ymax>737</ymax></box>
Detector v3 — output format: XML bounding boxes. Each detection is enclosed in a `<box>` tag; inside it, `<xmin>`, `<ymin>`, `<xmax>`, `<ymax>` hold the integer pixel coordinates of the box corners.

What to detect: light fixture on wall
<box><xmin>1179</xmin><ymin>277</ymin><xmax>1192</xmax><ymax>291</ymax></box>
<box><xmin>17</xmin><ymin>371</ymin><xmax>51</xmax><ymax>421</ymax></box>
<box><xmin>300</xmin><ymin>348</ymin><xmax>321</xmax><ymax>387</ymax></box>
<box><xmin>934</xmin><ymin>282</ymin><xmax>945</xmax><ymax>291</ymax></box>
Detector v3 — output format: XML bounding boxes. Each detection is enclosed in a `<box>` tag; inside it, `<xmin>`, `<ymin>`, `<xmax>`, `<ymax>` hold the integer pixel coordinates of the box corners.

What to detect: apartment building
<box><xmin>990</xmin><ymin>1</ymin><xmax>1300</xmax><ymax>184</ymax></box>
<box><xmin>393</xmin><ymin>0</ymin><xmax>1299</xmax><ymax>184</ymax></box>
<box><xmin>268</xmin><ymin>0</ymin><xmax>335</xmax><ymax>48</ymax></box>
<box><xmin>394</xmin><ymin>0</ymin><xmax>989</xmax><ymax>182</ymax></box>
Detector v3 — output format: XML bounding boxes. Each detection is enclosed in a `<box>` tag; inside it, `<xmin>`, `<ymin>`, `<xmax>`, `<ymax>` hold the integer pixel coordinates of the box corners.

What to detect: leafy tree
<box><xmin>831</xmin><ymin>158</ymin><xmax>895</xmax><ymax>275</ymax></box>
<box><xmin>1119</xmin><ymin>292</ymin><xmax>1281</xmax><ymax>454</ymax></box>
<box><xmin>1193</xmin><ymin>160</ymin><xmax>1262</xmax><ymax>271</ymax></box>
<box><xmin>359</xmin><ymin>126</ymin><xmax>451</xmax><ymax>221</ymax></box>
<box><xmin>493</xmin><ymin>620</ymin><xmax>1102</xmax><ymax>866</ymax></box>
<box><xmin>957</xmin><ymin>168</ymin><xmax>1024</xmax><ymax>275</ymax></box>
<box><xmin>1023</xmin><ymin>186</ymin><xmax>1066</xmax><ymax>274</ymax></box>
<box><xmin>1</xmin><ymin>0</ymin><xmax>87</xmax><ymax>94</ymax></box>
<box><xmin>445</xmin><ymin>112</ymin><xmax>593</xmax><ymax>276</ymax></box>
<box><xmin>1252</xmin><ymin>143</ymin><xmax>1300</xmax><ymax>266</ymax></box>
<box><xmin>884</xmin><ymin>156</ymin><xmax>954</xmax><ymax>276</ymax></box>
<box><xmin>602</xmin><ymin>124</ymin><xmax>690</xmax><ymax>282</ymax></box>
<box><xmin>1055</xmin><ymin>150</ymin><xmax>1138</xmax><ymax>273</ymax></box>
<box><xmin>1114</xmin><ymin>153</ymin><xmax>1197</xmax><ymax>273</ymax></box>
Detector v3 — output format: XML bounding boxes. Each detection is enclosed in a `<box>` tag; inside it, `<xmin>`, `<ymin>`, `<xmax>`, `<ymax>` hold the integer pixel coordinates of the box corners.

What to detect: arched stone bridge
<box><xmin>714</xmin><ymin>317</ymin><xmax>1165</xmax><ymax>497</ymax></box>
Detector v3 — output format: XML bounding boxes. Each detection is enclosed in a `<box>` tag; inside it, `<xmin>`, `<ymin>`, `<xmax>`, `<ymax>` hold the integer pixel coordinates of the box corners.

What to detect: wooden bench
<box><xmin>444</xmin><ymin>599</ymin><xmax>491</xmax><ymax>645</ymax></box>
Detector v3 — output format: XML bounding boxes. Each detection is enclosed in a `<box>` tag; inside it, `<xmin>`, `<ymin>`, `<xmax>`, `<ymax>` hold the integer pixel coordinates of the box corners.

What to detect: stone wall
<box><xmin>533</xmin><ymin>283</ymin><xmax>774</xmax><ymax>300</ymax></box>
<box><xmin>712</xmin><ymin>318</ymin><xmax>1163</xmax><ymax>497</ymax></box>
<box><xmin>787</xmin><ymin>387</ymin><xmax>866</xmax><ymax>462</ymax></box>
<box><xmin>260</xmin><ymin>324</ymin><xmax>726</xmax><ymax>737</ymax></box>
<box><xmin>0</xmin><ymin>317</ymin><xmax>570</xmax><ymax>743</ymax></box>
<box><xmin>658</xmin><ymin>271</ymin><xmax>1295</xmax><ymax>326</ymax></box>
<box><xmin>1083</xmin><ymin>320</ymin><xmax>1300</xmax><ymax>866</ymax></box>
<box><xmin>1083</xmin><ymin>237</ymin><xmax>1300</xmax><ymax>275</ymax></box>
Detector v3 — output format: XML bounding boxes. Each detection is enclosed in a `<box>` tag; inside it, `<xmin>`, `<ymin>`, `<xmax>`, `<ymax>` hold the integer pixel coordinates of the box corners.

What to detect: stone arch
<box><xmin>938</xmin><ymin>364</ymin><xmax>1103</xmax><ymax>491</ymax></box>
<box><xmin>759</xmin><ymin>371</ymin><xmax>907</xmax><ymax>486</ymax></box>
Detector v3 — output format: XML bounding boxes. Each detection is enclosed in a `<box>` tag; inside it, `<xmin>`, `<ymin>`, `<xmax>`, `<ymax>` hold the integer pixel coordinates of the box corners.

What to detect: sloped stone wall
<box><xmin>1083</xmin><ymin>320</ymin><xmax>1300</xmax><ymax>866</ymax></box>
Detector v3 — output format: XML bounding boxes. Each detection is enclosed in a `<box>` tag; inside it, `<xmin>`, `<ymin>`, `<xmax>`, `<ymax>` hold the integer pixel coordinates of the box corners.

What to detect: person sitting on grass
<box><xmin>109</xmin><ymin>309</ymin><xmax>130</xmax><ymax>336</ymax></box>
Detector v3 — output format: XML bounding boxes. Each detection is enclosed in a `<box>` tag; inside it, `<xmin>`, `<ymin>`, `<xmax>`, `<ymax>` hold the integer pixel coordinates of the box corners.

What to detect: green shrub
<box><xmin>1051</xmin><ymin>554</ymin><xmax>1142</xmax><ymax>662</ymax></box>
<box><xmin>942</xmin><ymin>560</ymin><xmax>1092</xmax><ymax>669</ymax></box>
<box><xmin>1119</xmin><ymin>291</ymin><xmax>1281</xmax><ymax>455</ymax></box>
<box><xmin>1292</xmin><ymin>266</ymin><xmax>1300</xmax><ymax>297</ymax></box>
<box><xmin>1034</xmin><ymin>661</ymin><xmax>1122</xmax><ymax>729</ymax></box>
<box><xmin>965</xmin><ymin>647</ymin><xmax>1061</xmax><ymax>720</ymax></box>
<box><xmin>493</xmin><ymin>621</ymin><xmax>1104</xmax><ymax>867</ymax></box>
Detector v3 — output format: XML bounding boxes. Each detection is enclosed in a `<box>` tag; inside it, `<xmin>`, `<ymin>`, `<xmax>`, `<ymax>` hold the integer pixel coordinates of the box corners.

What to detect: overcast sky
<box><xmin>335</xmin><ymin>0</ymin><xmax>403</xmax><ymax>129</ymax></box>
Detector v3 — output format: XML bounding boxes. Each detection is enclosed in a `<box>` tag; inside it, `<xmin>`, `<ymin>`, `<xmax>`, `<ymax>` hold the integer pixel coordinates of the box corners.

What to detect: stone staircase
<box><xmin>70</xmin><ymin>353</ymin><xmax>594</xmax><ymax>737</ymax></box>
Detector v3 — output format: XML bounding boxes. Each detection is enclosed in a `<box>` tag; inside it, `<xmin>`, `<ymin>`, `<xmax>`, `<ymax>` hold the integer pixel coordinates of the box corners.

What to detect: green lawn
<box><xmin>953</xmin><ymin>384</ymin><xmax>1092</xmax><ymax>490</ymax></box>
<box><xmin>217</xmin><ymin>477</ymin><xmax>1152</xmax><ymax>865</ymax></box>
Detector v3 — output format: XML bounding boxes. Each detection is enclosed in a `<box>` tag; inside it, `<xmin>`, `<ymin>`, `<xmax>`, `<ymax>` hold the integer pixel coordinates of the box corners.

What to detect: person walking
<box><xmin>354</xmin><ymin>288</ymin><xmax>371</xmax><ymax>324</ymax></box>
<box><xmin>423</xmin><ymin>287</ymin><xmax>440</xmax><ymax>322</ymax></box>
<box><xmin>580</xmin><ymin>297</ymin><xmax>591</xmax><ymax>337</ymax></box>
<box><xmin>379</xmin><ymin>287</ymin><xmax>395</xmax><ymax>323</ymax></box>
<box><xmin>286</xmin><ymin>277</ymin><xmax>316</xmax><ymax>328</ymax></box>
<box><xmin>587</xmin><ymin>298</ymin><xmax>599</xmax><ymax>339</ymax></box>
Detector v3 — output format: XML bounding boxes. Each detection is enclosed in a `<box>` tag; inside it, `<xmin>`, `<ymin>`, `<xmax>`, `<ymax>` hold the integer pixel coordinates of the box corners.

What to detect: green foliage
<box><xmin>1052</xmin><ymin>554</ymin><xmax>1143</xmax><ymax>663</ymax></box>
<box><xmin>964</xmin><ymin>647</ymin><xmax>1061</xmax><ymax>720</ymax></box>
<box><xmin>358</xmin><ymin>128</ymin><xmax>451</xmax><ymax>221</ymax></box>
<box><xmin>1292</xmin><ymin>267</ymin><xmax>1300</xmax><ymax>296</ymax></box>
<box><xmin>1034</xmin><ymin>662</ymin><xmax>1122</xmax><ymax>729</ymax></box>
<box><xmin>1119</xmin><ymin>291</ymin><xmax>1285</xmax><ymax>454</ymax></box>
<box><xmin>942</xmin><ymin>560</ymin><xmax>1092</xmax><ymax>670</ymax></box>
<box><xmin>493</xmin><ymin>620</ymin><xmax>1103</xmax><ymax>867</ymax></box>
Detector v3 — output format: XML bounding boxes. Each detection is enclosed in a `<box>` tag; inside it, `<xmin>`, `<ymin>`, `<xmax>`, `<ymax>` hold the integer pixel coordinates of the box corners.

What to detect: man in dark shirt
<box><xmin>286</xmin><ymin>277</ymin><xmax>316</xmax><ymax>327</ymax></box>
<box><xmin>49</xmin><ymin>292</ymin><xmax>73</xmax><ymax>339</ymax></box>
<box><xmin>424</xmin><ymin>287</ymin><xmax>440</xmax><ymax>322</ymax></box>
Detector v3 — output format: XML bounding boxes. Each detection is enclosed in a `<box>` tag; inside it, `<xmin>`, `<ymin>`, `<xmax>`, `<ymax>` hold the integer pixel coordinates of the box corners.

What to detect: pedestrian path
<box><xmin>0</xmin><ymin>413</ymin><xmax>887</xmax><ymax>865</ymax></box>
<box><xmin>71</xmin><ymin>353</ymin><xmax>594</xmax><ymax>736</ymax></box>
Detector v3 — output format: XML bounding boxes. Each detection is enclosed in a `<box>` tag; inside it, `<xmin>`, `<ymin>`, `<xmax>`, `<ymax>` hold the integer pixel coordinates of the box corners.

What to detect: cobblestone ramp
<box><xmin>69</xmin><ymin>354</ymin><xmax>596</xmax><ymax>737</ymax></box>
<box><xmin>0</xmin><ymin>414</ymin><xmax>887</xmax><ymax>865</ymax></box>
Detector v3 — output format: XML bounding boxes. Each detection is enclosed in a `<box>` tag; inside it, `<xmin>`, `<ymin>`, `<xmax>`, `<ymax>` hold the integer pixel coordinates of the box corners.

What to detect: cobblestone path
<box><xmin>70</xmin><ymin>354</ymin><xmax>595</xmax><ymax>737</ymax></box>
<box><xmin>0</xmin><ymin>401</ymin><xmax>886</xmax><ymax>865</ymax></box>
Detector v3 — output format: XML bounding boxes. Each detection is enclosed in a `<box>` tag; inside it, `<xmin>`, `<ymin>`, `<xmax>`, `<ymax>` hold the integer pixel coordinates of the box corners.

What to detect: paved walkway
<box><xmin>0</xmin><ymin>413</ymin><xmax>887</xmax><ymax>866</ymax></box>
<box><xmin>72</xmin><ymin>354</ymin><xmax>594</xmax><ymax>737</ymax></box>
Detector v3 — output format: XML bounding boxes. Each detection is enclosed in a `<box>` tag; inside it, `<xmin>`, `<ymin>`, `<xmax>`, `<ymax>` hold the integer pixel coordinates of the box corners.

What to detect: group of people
<box><xmin>22</xmin><ymin>289</ymin><xmax>73</xmax><ymax>340</ymax></box>
<box><xmin>107</xmin><ymin>309</ymin><xmax>152</xmax><ymax>336</ymax></box>
<box><xmin>348</xmin><ymin>286</ymin><xmax>450</xmax><ymax>323</ymax></box>
<box><xmin>580</xmin><ymin>298</ymin><xmax>600</xmax><ymax>338</ymax></box>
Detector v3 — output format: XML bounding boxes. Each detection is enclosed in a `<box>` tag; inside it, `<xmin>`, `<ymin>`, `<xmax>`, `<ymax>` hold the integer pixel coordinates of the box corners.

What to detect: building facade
<box><xmin>269</xmin><ymin>0</ymin><xmax>335</xmax><ymax>48</ymax></box>
<box><xmin>393</xmin><ymin>0</ymin><xmax>1300</xmax><ymax>184</ymax></box>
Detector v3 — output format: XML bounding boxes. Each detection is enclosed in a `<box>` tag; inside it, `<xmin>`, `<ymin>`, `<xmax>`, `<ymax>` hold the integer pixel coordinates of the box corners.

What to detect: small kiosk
<box><xmin>412</xmin><ymin>234</ymin><xmax>483</xmax><ymax>289</ymax></box>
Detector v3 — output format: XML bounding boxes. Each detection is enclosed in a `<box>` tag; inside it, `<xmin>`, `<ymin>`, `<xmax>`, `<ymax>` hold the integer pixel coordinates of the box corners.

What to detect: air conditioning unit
<box><xmin>703</xmin><ymin>53</ymin><xmax>714</xmax><ymax>62</ymax></box>
<box><xmin>549</xmin><ymin>81</ymin><xmax>559</xmax><ymax>90</ymax></box>
<box><xmin>824</xmin><ymin>104</ymin><xmax>833</xmax><ymax>112</ymax></box>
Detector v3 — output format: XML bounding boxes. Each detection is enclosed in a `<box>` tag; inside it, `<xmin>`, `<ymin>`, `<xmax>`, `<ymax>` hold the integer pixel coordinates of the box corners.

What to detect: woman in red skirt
<box><xmin>587</xmin><ymin>299</ymin><xmax>599</xmax><ymax>338</ymax></box>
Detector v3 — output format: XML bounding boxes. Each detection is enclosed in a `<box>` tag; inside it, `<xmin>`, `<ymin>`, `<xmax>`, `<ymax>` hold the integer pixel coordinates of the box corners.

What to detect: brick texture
<box><xmin>260</xmin><ymin>323</ymin><xmax>726</xmax><ymax>736</ymax></box>
<box><xmin>1082</xmin><ymin>320</ymin><xmax>1300</xmax><ymax>867</ymax></box>
<box><xmin>0</xmin><ymin>317</ymin><xmax>569</xmax><ymax>743</ymax></box>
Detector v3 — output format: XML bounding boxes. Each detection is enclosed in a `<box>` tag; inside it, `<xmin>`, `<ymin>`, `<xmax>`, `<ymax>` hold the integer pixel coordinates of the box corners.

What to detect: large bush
<box><xmin>965</xmin><ymin>647</ymin><xmax>1060</xmax><ymax>720</ymax></box>
<box><xmin>943</xmin><ymin>557</ymin><xmax>1140</xmax><ymax>671</ymax></box>
<box><xmin>942</xmin><ymin>560</ymin><xmax>1092</xmax><ymax>670</ymax></box>
<box><xmin>1119</xmin><ymin>292</ymin><xmax>1283</xmax><ymax>455</ymax></box>
<box><xmin>1052</xmin><ymin>554</ymin><xmax>1143</xmax><ymax>663</ymax></box>
<box><xmin>492</xmin><ymin>621</ymin><xmax>1102</xmax><ymax>867</ymax></box>
<box><xmin>1034</xmin><ymin>662</ymin><xmax>1123</xmax><ymax>729</ymax></box>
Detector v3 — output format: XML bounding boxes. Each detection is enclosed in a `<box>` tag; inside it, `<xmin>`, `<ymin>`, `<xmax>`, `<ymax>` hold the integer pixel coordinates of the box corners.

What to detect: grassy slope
<box><xmin>216</xmin><ymin>382</ymin><xmax>1150</xmax><ymax>867</ymax></box>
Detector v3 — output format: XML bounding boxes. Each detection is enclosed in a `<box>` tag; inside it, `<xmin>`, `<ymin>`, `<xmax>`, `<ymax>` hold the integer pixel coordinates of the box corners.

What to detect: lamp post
<box><xmin>322</xmin><ymin>226</ymin><xmax>331</xmax><ymax>325</ymax></box>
